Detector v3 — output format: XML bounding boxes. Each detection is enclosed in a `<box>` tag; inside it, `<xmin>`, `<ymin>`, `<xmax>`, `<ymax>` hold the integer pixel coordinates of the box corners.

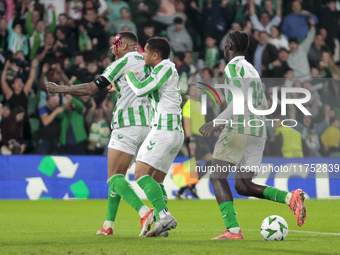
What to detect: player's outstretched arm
<box><xmin>46</xmin><ymin>81</ymin><xmax>99</xmax><ymax>96</ymax></box>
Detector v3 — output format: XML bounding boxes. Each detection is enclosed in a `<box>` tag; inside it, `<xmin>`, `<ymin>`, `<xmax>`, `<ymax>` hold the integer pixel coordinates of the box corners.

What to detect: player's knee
<box><xmin>107</xmin><ymin>164</ymin><xmax>127</xmax><ymax>178</ymax></box>
<box><xmin>234</xmin><ymin>179</ymin><xmax>248</xmax><ymax>195</ymax></box>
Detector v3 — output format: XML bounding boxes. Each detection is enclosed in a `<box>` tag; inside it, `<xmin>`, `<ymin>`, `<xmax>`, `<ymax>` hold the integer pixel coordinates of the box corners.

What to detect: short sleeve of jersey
<box><xmin>102</xmin><ymin>57</ymin><xmax>129</xmax><ymax>84</ymax></box>
<box><xmin>182</xmin><ymin>99</ymin><xmax>190</xmax><ymax>118</ymax></box>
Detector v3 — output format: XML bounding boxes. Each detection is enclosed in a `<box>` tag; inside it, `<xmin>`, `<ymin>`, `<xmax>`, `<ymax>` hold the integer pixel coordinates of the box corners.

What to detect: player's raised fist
<box><xmin>46</xmin><ymin>82</ymin><xmax>58</xmax><ymax>94</ymax></box>
<box><xmin>107</xmin><ymin>84</ymin><xmax>117</xmax><ymax>92</ymax></box>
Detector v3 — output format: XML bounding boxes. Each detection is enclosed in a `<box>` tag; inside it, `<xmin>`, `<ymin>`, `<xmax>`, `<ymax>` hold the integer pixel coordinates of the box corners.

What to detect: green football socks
<box><xmin>219</xmin><ymin>201</ymin><xmax>239</xmax><ymax>229</ymax></box>
<box><xmin>159</xmin><ymin>183</ymin><xmax>168</xmax><ymax>205</ymax></box>
<box><xmin>105</xmin><ymin>186</ymin><xmax>121</xmax><ymax>222</ymax></box>
<box><xmin>137</xmin><ymin>175</ymin><xmax>167</xmax><ymax>220</ymax></box>
<box><xmin>108</xmin><ymin>174</ymin><xmax>146</xmax><ymax>213</ymax></box>
<box><xmin>155</xmin><ymin>183</ymin><xmax>168</xmax><ymax>222</ymax></box>
<box><xmin>263</xmin><ymin>186</ymin><xmax>289</xmax><ymax>204</ymax></box>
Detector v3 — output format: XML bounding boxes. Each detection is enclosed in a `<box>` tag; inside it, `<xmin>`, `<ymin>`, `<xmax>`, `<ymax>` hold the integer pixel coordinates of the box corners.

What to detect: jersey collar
<box><xmin>229</xmin><ymin>55</ymin><xmax>245</xmax><ymax>63</ymax></box>
<box><xmin>123</xmin><ymin>51</ymin><xmax>140</xmax><ymax>58</ymax></box>
<box><xmin>155</xmin><ymin>59</ymin><xmax>171</xmax><ymax>68</ymax></box>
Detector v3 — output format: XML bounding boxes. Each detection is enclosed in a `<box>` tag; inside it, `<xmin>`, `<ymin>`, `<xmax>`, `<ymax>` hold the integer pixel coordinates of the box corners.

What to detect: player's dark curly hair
<box><xmin>146</xmin><ymin>37</ymin><xmax>170</xmax><ymax>59</ymax></box>
<box><xmin>226</xmin><ymin>31</ymin><xmax>249</xmax><ymax>53</ymax></box>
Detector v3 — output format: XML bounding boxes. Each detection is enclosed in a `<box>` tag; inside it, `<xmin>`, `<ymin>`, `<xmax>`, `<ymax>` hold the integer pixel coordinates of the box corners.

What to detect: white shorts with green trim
<box><xmin>108</xmin><ymin>126</ymin><xmax>150</xmax><ymax>156</ymax></box>
<box><xmin>213</xmin><ymin>129</ymin><xmax>266</xmax><ymax>172</ymax></box>
<box><xmin>137</xmin><ymin>129</ymin><xmax>184</xmax><ymax>174</ymax></box>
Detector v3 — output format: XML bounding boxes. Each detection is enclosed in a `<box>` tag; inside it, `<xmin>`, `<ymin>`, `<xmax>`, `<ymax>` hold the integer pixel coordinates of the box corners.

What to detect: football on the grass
<box><xmin>261</xmin><ymin>215</ymin><xmax>288</xmax><ymax>241</ymax></box>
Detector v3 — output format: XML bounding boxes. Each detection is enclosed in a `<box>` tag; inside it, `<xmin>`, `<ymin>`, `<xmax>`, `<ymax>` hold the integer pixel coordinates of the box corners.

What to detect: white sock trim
<box><xmin>103</xmin><ymin>220</ymin><xmax>114</xmax><ymax>229</ymax></box>
<box><xmin>159</xmin><ymin>208</ymin><xmax>171</xmax><ymax>219</ymax></box>
<box><xmin>285</xmin><ymin>192</ymin><xmax>293</xmax><ymax>205</ymax></box>
<box><xmin>107</xmin><ymin>174</ymin><xmax>125</xmax><ymax>184</ymax></box>
<box><xmin>135</xmin><ymin>174</ymin><xmax>150</xmax><ymax>183</ymax></box>
<box><xmin>138</xmin><ymin>205</ymin><xmax>149</xmax><ymax>218</ymax></box>
<box><xmin>229</xmin><ymin>227</ymin><xmax>241</xmax><ymax>234</ymax></box>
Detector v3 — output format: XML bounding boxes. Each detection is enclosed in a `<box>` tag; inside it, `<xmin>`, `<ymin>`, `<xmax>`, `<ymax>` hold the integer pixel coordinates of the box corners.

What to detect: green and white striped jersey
<box><xmin>126</xmin><ymin>59</ymin><xmax>183</xmax><ymax>132</ymax></box>
<box><xmin>102</xmin><ymin>51</ymin><xmax>151</xmax><ymax>129</ymax></box>
<box><xmin>224</xmin><ymin>56</ymin><xmax>268</xmax><ymax>139</ymax></box>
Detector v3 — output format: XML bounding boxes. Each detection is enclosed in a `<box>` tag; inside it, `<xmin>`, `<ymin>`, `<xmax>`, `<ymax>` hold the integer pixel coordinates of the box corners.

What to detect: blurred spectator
<box><xmin>308</xmin><ymin>34</ymin><xmax>331</xmax><ymax>68</ymax></box>
<box><xmin>87</xmin><ymin>105</ymin><xmax>111</xmax><ymax>155</ymax></box>
<box><xmin>58</xmin><ymin>13</ymin><xmax>68</xmax><ymax>27</ymax></box>
<box><xmin>203</xmin><ymin>0</ymin><xmax>232</xmax><ymax>43</ymax></box>
<box><xmin>0</xmin><ymin>17</ymin><xmax>8</xmax><ymax>51</ymax></box>
<box><xmin>139</xmin><ymin>22</ymin><xmax>154</xmax><ymax>48</ymax></box>
<box><xmin>0</xmin><ymin>105</ymin><xmax>26</xmax><ymax>155</ymax></box>
<box><xmin>112</xmin><ymin>7</ymin><xmax>137</xmax><ymax>34</ymax></box>
<box><xmin>26</xmin><ymin>5</ymin><xmax>56</xmax><ymax>61</ymax></box>
<box><xmin>234</xmin><ymin>0</ymin><xmax>263</xmax><ymax>24</ymax></box>
<box><xmin>282</xmin><ymin>0</ymin><xmax>318</xmax><ymax>40</ymax></box>
<box><xmin>274</xmin><ymin>116</ymin><xmax>308</xmax><ymax>157</ymax></box>
<box><xmin>7</xmin><ymin>15</ymin><xmax>29</xmax><ymax>56</ymax></box>
<box><xmin>36</xmin><ymin>94</ymin><xmax>63</xmax><ymax>154</ymax></box>
<box><xmin>66</xmin><ymin>0</ymin><xmax>83</xmax><ymax>21</ymax></box>
<box><xmin>318</xmin><ymin>0</ymin><xmax>340</xmax><ymax>62</ymax></box>
<box><xmin>55</xmin><ymin>26</ymin><xmax>77</xmax><ymax>58</ymax></box>
<box><xmin>184</xmin><ymin>51</ymin><xmax>197</xmax><ymax>76</ymax></box>
<box><xmin>269</xmin><ymin>26</ymin><xmax>289</xmax><ymax>51</ymax></box>
<box><xmin>319</xmin><ymin>51</ymin><xmax>340</xmax><ymax>79</ymax></box>
<box><xmin>263</xmin><ymin>0</ymin><xmax>278</xmax><ymax>20</ymax></box>
<box><xmin>287</xmin><ymin>18</ymin><xmax>315</xmax><ymax>78</ymax></box>
<box><xmin>302</xmin><ymin>81</ymin><xmax>322</xmax><ymax>118</ymax></box>
<box><xmin>80</xmin><ymin>8</ymin><xmax>107</xmax><ymax>49</ymax></box>
<box><xmin>153</xmin><ymin>0</ymin><xmax>185</xmax><ymax>29</ymax></box>
<box><xmin>0</xmin><ymin>103</ymin><xmax>10</xmax><ymax>124</ymax></box>
<box><xmin>173</xmin><ymin>52</ymin><xmax>190</xmax><ymax>76</ymax></box>
<box><xmin>41</xmin><ymin>0</ymin><xmax>66</xmax><ymax>26</ymax></box>
<box><xmin>268</xmin><ymin>48</ymin><xmax>290</xmax><ymax>78</ymax></box>
<box><xmin>253</xmin><ymin>31</ymin><xmax>277</xmax><ymax>77</ymax></box>
<box><xmin>167</xmin><ymin>17</ymin><xmax>193</xmax><ymax>52</ymax></box>
<box><xmin>35</xmin><ymin>32</ymin><xmax>56</xmax><ymax>65</ymax></box>
<box><xmin>204</xmin><ymin>35</ymin><xmax>219</xmax><ymax>68</ymax></box>
<box><xmin>294</xmin><ymin>105</ymin><xmax>331</xmax><ymax>157</ymax></box>
<box><xmin>129</xmin><ymin>0</ymin><xmax>157</xmax><ymax>30</ymax></box>
<box><xmin>319</xmin><ymin>51</ymin><xmax>340</xmax><ymax>95</ymax></box>
<box><xmin>57</xmin><ymin>95</ymin><xmax>87</xmax><ymax>155</ymax></box>
<box><xmin>78</xmin><ymin>24</ymin><xmax>93</xmax><ymax>51</ymax></box>
<box><xmin>1</xmin><ymin>59</ymin><xmax>38</xmax><ymax>112</ymax></box>
<box><xmin>321</xmin><ymin>116</ymin><xmax>340</xmax><ymax>156</ymax></box>
<box><xmin>249</xmin><ymin>0</ymin><xmax>282</xmax><ymax>34</ymax></box>
<box><xmin>76</xmin><ymin>59</ymin><xmax>101</xmax><ymax>83</ymax></box>
<box><xmin>105</xmin><ymin>0</ymin><xmax>130</xmax><ymax>30</ymax></box>
<box><xmin>319</xmin><ymin>27</ymin><xmax>335</xmax><ymax>55</ymax></box>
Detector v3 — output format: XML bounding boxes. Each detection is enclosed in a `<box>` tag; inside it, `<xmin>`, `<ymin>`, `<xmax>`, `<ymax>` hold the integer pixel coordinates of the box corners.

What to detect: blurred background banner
<box><xmin>0</xmin><ymin>155</ymin><xmax>339</xmax><ymax>200</ymax></box>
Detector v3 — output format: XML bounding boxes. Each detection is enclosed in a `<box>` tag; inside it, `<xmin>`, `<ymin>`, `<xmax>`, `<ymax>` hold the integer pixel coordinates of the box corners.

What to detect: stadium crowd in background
<box><xmin>0</xmin><ymin>0</ymin><xmax>340</xmax><ymax>157</ymax></box>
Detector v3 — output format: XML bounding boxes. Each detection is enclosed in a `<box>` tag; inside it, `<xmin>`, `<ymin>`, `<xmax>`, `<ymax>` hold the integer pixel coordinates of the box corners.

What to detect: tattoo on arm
<box><xmin>55</xmin><ymin>82</ymin><xmax>99</xmax><ymax>96</ymax></box>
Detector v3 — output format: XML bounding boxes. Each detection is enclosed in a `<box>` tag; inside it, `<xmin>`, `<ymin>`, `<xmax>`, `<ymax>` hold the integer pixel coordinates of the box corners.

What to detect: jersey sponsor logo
<box><xmin>118</xmin><ymin>134</ymin><xmax>123</xmax><ymax>139</ymax></box>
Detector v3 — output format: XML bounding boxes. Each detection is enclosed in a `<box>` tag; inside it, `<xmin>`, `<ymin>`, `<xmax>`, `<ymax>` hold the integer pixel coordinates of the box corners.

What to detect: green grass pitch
<box><xmin>0</xmin><ymin>199</ymin><xmax>339</xmax><ymax>255</ymax></box>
